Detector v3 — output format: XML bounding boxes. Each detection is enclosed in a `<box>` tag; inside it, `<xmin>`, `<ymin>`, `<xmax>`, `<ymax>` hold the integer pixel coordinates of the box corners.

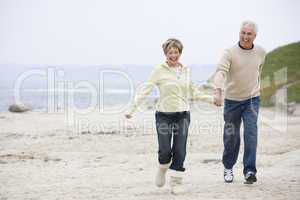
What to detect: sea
<box><xmin>0</xmin><ymin>64</ymin><xmax>215</xmax><ymax>112</ymax></box>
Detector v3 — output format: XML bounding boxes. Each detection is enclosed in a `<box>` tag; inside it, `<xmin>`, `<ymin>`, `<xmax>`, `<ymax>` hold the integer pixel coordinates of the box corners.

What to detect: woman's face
<box><xmin>165</xmin><ymin>47</ymin><xmax>181</xmax><ymax>67</ymax></box>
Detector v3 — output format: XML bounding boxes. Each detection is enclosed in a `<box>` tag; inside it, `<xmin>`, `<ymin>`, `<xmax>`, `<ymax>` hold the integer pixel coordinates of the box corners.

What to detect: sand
<box><xmin>0</xmin><ymin>103</ymin><xmax>299</xmax><ymax>200</ymax></box>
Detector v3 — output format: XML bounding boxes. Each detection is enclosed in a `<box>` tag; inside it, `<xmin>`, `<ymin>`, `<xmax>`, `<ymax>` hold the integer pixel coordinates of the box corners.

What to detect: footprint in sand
<box><xmin>202</xmin><ymin>158</ymin><xmax>222</xmax><ymax>164</ymax></box>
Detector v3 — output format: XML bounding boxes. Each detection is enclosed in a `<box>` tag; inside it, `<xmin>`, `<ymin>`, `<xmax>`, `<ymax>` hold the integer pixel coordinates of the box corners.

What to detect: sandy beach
<box><xmin>0</xmin><ymin>103</ymin><xmax>299</xmax><ymax>200</ymax></box>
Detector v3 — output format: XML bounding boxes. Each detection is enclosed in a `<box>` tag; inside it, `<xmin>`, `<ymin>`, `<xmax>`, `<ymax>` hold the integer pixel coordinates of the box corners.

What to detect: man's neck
<box><xmin>238</xmin><ymin>42</ymin><xmax>254</xmax><ymax>50</ymax></box>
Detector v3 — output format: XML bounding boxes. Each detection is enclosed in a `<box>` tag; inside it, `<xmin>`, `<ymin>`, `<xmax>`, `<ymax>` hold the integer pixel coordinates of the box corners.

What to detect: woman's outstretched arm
<box><xmin>125</xmin><ymin>69</ymin><xmax>158</xmax><ymax>118</ymax></box>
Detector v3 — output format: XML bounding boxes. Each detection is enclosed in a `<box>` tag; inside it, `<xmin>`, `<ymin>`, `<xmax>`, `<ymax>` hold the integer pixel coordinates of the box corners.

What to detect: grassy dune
<box><xmin>261</xmin><ymin>42</ymin><xmax>300</xmax><ymax>106</ymax></box>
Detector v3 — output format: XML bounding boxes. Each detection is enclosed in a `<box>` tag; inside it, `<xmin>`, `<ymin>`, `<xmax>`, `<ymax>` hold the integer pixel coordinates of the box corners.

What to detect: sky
<box><xmin>0</xmin><ymin>0</ymin><xmax>299</xmax><ymax>66</ymax></box>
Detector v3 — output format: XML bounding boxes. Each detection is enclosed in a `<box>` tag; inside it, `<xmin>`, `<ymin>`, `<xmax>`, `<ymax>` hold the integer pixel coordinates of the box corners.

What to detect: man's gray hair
<box><xmin>241</xmin><ymin>20</ymin><xmax>258</xmax><ymax>34</ymax></box>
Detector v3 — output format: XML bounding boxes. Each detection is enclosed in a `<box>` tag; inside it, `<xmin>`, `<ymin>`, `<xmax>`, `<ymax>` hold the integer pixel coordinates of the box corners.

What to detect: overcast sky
<box><xmin>0</xmin><ymin>0</ymin><xmax>299</xmax><ymax>66</ymax></box>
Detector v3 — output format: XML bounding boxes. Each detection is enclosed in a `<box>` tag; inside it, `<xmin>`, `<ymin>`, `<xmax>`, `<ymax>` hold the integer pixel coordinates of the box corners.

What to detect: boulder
<box><xmin>8</xmin><ymin>104</ymin><xmax>31</xmax><ymax>113</ymax></box>
<box><xmin>287</xmin><ymin>102</ymin><xmax>296</xmax><ymax>115</ymax></box>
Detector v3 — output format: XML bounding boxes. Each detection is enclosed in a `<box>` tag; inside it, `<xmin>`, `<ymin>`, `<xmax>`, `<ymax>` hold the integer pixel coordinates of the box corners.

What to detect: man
<box><xmin>213</xmin><ymin>21</ymin><xmax>266</xmax><ymax>184</ymax></box>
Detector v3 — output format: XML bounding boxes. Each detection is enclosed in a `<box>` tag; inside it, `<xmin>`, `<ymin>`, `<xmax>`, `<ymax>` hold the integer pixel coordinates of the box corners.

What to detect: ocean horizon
<box><xmin>0</xmin><ymin>64</ymin><xmax>216</xmax><ymax>112</ymax></box>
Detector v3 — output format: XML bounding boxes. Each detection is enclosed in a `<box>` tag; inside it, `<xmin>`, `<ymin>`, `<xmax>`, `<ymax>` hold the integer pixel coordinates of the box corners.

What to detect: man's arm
<box><xmin>213</xmin><ymin>49</ymin><xmax>232</xmax><ymax>106</ymax></box>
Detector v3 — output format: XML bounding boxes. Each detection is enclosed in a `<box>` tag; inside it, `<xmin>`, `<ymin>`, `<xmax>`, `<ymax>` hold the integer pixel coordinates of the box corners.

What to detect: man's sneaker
<box><xmin>244</xmin><ymin>171</ymin><xmax>257</xmax><ymax>184</ymax></box>
<box><xmin>224</xmin><ymin>168</ymin><xmax>234</xmax><ymax>183</ymax></box>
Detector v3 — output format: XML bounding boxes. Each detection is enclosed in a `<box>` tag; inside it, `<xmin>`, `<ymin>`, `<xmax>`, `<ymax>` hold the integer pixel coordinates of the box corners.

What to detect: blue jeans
<box><xmin>222</xmin><ymin>96</ymin><xmax>260</xmax><ymax>175</ymax></box>
<box><xmin>155</xmin><ymin>111</ymin><xmax>190</xmax><ymax>172</ymax></box>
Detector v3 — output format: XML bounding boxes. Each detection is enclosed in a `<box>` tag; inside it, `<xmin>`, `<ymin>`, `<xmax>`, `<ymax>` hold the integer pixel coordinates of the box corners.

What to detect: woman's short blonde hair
<box><xmin>162</xmin><ymin>38</ymin><xmax>183</xmax><ymax>54</ymax></box>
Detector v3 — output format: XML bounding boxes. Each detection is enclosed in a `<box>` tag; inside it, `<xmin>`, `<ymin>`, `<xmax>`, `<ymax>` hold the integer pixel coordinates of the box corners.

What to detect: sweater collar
<box><xmin>238</xmin><ymin>42</ymin><xmax>254</xmax><ymax>50</ymax></box>
<box><xmin>161</xmin><ymin>62</ymin><xmax>185</xmax><ymax>70</ymax></box>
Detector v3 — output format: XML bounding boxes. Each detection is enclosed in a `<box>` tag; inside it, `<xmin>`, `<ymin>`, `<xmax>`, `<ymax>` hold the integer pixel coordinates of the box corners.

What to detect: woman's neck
<box><xmin>167</xmin><ymin>61</ymin><xmax>180</xmax><ymax>68</ymax></box>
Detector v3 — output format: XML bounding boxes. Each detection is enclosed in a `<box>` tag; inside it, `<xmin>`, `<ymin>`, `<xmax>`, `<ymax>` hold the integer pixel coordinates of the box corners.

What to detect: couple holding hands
<box><xmin>125</xmin><ymin>20</ymin><xmax>266</xmax><ymax>192</ymax></box>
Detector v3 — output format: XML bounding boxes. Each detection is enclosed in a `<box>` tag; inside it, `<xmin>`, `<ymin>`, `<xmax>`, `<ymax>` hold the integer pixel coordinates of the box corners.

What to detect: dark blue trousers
<box><xmin>155</xmin><ymin>111</ymin><xmax>190</xmax><ymax>172</ymax></box>
<box><xmin>222</xmin><ymin>96</ymin><xmax>260</xmax><ymax>175</ymax></box>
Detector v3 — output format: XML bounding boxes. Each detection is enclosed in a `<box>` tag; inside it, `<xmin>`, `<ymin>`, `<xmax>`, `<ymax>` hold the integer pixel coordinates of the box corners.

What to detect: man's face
<box><xmin>239</xmin><ymin>25</ymin><xmax>256</xmax><ymax>49</ymax></box>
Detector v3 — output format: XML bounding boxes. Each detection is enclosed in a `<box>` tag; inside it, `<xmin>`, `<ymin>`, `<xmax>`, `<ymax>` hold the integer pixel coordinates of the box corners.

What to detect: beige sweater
<box><xmin>213</xmin><ymin>43</ymin><xmax>266</xmax><ymax>101</ymax></box>
<box><xmin>127</xmin><ymin>62</ymin><xmax>213</xmax><ymax>115</ymax></box>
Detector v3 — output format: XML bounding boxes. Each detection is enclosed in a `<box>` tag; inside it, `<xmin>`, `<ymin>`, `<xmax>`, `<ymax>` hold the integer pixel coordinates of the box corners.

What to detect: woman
<box><xmin>125</xmin><ymin>38</ymin><xmax>212</xmax><ymax>191</ymax></box>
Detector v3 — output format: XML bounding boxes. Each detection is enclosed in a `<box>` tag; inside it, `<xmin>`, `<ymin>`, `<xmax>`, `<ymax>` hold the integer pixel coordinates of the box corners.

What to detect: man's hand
<box><xmin>213</xmin><ymin>88</ymin><xmax>223</xmax><ymax>106</ymax></box>
<box><xmin>125</xmin><ymin>114</ymin><xmax>132</xmax><ymax>119</ymax></box>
